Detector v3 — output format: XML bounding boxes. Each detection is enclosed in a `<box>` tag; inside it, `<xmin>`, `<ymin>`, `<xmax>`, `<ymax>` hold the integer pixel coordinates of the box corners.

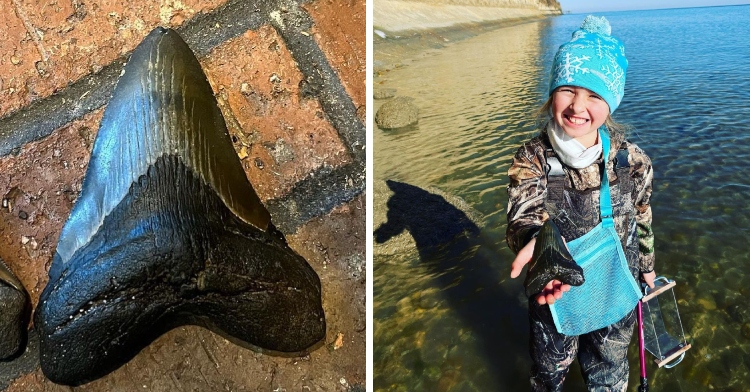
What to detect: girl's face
<box><xmin>551</xmin><ymin>86</ymin><xmax>610</xmax><ymax>148</ymax></box>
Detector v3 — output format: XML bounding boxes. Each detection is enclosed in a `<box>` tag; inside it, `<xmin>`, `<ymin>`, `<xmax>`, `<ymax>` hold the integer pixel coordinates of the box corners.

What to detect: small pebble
<box><xmin>240</xmin><ymin>82</ymin><xmax>251</xmax><ymax>95</ymax></box>
<box><xmin>18</xmin><ymin>211</ymin><xmax>28</xmax><ymax>220</ymax></box>
<box><xmin>333</xmin><ymin>332</ymin><xmax>344</xmax><ymax>350</ymax></box>
<box><xmin>238</xmin><ymin>146</ymin><xmax>248</xmax><ymax>160</ymax></box>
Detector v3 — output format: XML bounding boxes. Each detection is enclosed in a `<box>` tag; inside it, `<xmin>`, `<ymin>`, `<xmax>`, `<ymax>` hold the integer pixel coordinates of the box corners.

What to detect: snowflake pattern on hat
<box><xmin>549</xmin><ymin>16</ymin><xmax>628</xmax><ymax>113</ymax></box>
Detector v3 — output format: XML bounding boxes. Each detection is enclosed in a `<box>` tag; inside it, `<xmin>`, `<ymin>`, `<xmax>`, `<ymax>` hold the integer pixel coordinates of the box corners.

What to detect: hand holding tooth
<box><xmin>510</xmin><ymin>221</ymin><xmax>584</xmax><ymax>304</ymax></box>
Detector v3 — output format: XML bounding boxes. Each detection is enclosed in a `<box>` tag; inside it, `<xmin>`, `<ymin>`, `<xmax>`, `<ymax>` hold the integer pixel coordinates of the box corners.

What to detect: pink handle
<box><xmin>637</xmin><ymin>301</ymin><xmax>646</xmax><ymax>378</ymax></box>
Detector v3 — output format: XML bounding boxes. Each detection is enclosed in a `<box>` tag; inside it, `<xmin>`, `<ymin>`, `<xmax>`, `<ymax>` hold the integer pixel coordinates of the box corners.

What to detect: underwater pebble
<box><xmin>696</xmin><ymin>297</ymin><xmax>716</xmax><ymax>311</ymax></box>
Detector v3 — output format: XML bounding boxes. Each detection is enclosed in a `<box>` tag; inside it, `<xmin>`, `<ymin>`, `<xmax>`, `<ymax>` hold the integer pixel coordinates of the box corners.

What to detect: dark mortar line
<box><xmin>266</xmin><ymin>160</ymin><xmax>365</xmax><ymax>233</ymax></box>
<box><xmin>177</xmin><ymin>0</ymin><xmax>267</xmax><ymax>56</ymax></box>
<box><xmin>0</xmin><ymin>0</ymin><xmax>365</xmax><ymax>230</ymax></box>
<box><xmin>0</xmin><ymin>59</ymin><xmax>125</xmax><ymax>157</ymax></box>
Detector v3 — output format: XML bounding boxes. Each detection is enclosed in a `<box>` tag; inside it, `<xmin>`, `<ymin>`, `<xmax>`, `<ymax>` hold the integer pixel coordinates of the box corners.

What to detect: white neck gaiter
<box><xmin>547</xmin><ymin>122</ymin><xmax>602</xmax><ymax>169</ymax></box>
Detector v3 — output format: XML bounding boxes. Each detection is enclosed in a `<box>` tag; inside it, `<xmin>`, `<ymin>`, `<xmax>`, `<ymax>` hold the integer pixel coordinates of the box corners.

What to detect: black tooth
<box><xmin>35</xmin><ymin>28</ymin><xmax>325</xmax><ymax>386</ymax></box>
<box><xmin>0</xmin><ymin>257</ymin><xmax>29</xmax><ymax>360</ymax></box>
<box><xmin>524</xmin><ymin>220</ymin><xmax>585</xmax><ymax>298</ymax></box>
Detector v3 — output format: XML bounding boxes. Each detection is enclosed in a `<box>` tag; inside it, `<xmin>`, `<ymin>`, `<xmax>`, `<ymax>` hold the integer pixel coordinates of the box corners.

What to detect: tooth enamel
<box><xmin>568</xmin><ymin>116</ymin><xmax>587</xmax><ymax>125</ymax></box>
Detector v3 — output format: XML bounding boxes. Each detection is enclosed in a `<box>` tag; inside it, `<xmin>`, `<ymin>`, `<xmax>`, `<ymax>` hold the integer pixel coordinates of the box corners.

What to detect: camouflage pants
<box><xmin>529</xmin><ymin>300</ymin><xmax>636</xmax><ymax>392</ymax></box>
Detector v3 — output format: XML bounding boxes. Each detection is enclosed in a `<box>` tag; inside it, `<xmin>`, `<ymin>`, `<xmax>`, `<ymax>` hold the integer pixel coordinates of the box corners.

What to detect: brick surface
<box><xmin>0</xmin><ymin>0</ymin><xmax>226</xmax><ymax>118</ymax></box>
<box><xmin>0</xmin><ymin>109</ymin><xmax>102</xmax><ymax>308</ymax></box>
<box><xmin>304</xmin><ymin>0</ymin><xmax>367</xmax><ymax>113</ymax></box>
<box><xmin>202</xmin><ymin>26</ymin><xmax>351</xmax><ymax>201</ymax></box>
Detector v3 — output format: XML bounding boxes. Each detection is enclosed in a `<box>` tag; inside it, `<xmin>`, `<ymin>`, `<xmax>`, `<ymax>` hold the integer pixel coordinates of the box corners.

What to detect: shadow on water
<box><xmin>374</xmin><ymin>180</ymin><xmax>531</xmax><ymax>390</ymax></box>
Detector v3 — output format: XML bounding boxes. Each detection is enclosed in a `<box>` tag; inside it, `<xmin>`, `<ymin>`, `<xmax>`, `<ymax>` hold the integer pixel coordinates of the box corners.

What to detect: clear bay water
<box><xmin>374</xmin><ymin>5</ymin><xmax>750</xmax><ymax>391</ymax></box>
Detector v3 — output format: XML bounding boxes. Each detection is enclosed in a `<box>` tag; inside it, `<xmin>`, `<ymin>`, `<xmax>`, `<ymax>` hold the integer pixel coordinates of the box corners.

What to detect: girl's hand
<box><xmin>510</xmin><ymin>238</ymin><xmax>571</xmax><ymax>305</ymax></box>
<box><xmin>642</xmin><ymin>270</ymin><xmax>656</xmax><ymax>289</ymax></box>
<box><xmin>535</xmin><ymin>280</ymin><xmax>571</xmax><ymax>305</ymax></box>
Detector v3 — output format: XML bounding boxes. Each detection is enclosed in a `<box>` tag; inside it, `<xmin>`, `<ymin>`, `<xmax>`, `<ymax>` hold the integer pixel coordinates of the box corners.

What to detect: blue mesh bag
<box><xmin>549</xmin><ymin>129</ymin><xmax>643</xmax><ymax>336</ymax></box>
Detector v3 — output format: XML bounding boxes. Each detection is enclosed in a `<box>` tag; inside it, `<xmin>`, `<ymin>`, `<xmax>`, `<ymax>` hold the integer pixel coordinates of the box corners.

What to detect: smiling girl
<box><xmin>506</xmin><ymin>16</ymin><xmax>657</xmax><ymax>391</ymax></box>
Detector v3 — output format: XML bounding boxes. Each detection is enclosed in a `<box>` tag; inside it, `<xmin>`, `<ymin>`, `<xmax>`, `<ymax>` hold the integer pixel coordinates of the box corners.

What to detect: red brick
<box><xmin>0</xmin><ymin>3</ymin><xmax>43</xmax><ymax>116</ymax></box>
<box><xmin>202</xmin><ymin>26</ymin><xmax>351</xmax><ymax>201</ymax></box>
<box><xmin>0</xmin><ymin>0</ymin><xmax>227</xmax><ymax>118</ymax></box>
<box><xmin>304</xmin><ymin>0</ymin><xmax>366</xmax><ymax>114</ymax></box>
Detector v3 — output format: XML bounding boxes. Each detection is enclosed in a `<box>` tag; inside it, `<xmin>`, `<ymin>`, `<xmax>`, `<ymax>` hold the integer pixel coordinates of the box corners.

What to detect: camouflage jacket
<box><xmin>506</xmin><ymin>131</ymin><xmax>655</xmax><ymax>274</ymax></box>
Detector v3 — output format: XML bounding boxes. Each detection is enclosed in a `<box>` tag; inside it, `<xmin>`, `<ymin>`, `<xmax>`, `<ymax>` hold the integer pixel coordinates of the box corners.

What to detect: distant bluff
<box><xmin>385</xmin><ymin>0</ymin><xmax>560</xmax><ymax>12</ymax></box>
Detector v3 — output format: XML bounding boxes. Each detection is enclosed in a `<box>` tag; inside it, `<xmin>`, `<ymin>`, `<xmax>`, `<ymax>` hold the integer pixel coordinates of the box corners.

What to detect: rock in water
<box><xmin>524</xmin><ymin>220</ymin><xmax>585</xmax><ymax>297</ymax></box>
<box><xmin>375</xmin><ymin>96</ymin><xmax>418</xmax><ymax>129</ymax></box>
<box><xmin>35</xmin><ymin>28</ymin><xmax>325</xmax><ymax>386</ymax></box>
<box><xmin>0</xmin><ymin>258</ymin><xmax>28</xmax><ymax>359</ymax></box>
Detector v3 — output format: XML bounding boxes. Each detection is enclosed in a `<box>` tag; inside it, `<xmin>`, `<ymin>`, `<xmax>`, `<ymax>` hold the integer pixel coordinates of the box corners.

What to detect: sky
<box><xmin>558</xmin><ymin>0</ymin><xmax>750</xmax><ymax>13</ymax></box>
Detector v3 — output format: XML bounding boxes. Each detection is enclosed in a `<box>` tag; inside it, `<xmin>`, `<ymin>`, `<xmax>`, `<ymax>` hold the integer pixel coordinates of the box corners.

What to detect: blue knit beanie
<box><xmin>549</xmin><ymin>15</ymin><xmax>628</xmax><ymax>113</ymax></box>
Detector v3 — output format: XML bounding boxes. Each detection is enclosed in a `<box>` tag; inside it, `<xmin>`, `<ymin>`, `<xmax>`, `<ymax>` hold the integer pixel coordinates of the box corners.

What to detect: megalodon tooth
<box><xmin>35</xmin><ymin>27</ymin><xmax>325</xmax><ymax>385</ymax></box>
<box><xmin>0</xmin><ymin>257</ymin><xmax>29</xmax><ymax>359</ymax></box>
<box><xmin>524</xmin><ymin>220</ymin><xmax>585</xmax><ymax>297</ymax></box>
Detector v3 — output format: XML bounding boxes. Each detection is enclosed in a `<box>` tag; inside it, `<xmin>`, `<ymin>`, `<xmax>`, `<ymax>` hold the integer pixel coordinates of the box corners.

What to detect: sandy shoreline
<box><xmin>374</xmin><ymin>14</ymin><xmax>557</xmax><ymax>73</ymax></box>
<box><xmin>374</xmin><ymin>0</ymin><xmax>559</xmax><ymax>34</ymax></box>
<box><xmin>373</xmin><ymin>0</ymin><xmax>561</xmax><ymax>72</ymax></box>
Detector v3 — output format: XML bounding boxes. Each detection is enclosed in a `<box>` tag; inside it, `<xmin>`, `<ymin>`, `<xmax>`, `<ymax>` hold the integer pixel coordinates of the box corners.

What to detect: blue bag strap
<box><xmin>599</xmin><ymin>127</ymin><xmax>614</xmax><ymax>228</ymax></box>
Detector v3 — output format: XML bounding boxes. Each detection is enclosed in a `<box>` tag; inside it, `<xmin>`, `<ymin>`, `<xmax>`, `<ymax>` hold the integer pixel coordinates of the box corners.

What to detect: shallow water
<box><xmin>374</xmin><ymin>6</ymin><xmax>750</xmax><ymax>391</ymax></box>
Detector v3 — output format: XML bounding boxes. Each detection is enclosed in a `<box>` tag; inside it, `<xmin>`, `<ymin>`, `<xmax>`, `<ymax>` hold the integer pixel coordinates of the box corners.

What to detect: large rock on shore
<box><xmin>375</xmin><ymin>96</ymin><xmax>419</xmax><ymax>129</ymax></box>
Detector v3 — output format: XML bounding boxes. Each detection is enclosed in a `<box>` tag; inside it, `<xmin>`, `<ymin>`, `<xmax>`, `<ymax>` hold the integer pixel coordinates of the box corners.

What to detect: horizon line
<box><xmin>563</xmin><ymin>3</ymin><xmax>750</xmax><ymax>14</ymax></box>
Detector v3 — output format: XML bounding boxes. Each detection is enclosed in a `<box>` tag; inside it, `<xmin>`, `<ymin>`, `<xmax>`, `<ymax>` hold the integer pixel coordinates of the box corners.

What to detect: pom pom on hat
<box><xmin>549</xmin><ymin>15</ymin><xmax>628</xmax><ymax>113</ymax></box>
<box><xmin>580</xmin><ymin>15</ymin><xmax>611</xmax><ymax>35</ymax></box>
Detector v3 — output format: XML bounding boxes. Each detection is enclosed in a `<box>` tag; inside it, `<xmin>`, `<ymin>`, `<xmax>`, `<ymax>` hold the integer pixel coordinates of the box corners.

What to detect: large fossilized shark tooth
<box><xmin>35</xmin><ymin>28</ymin><xmax>325</xmax><ymax>385</ymax></box>
<box><xmin>524</xmin><ymin>220</ymin><xmax>585</xmax><ymax>298</ymax></box>
<box><xmin>0</xmin><ymin>257</ymin><xmax>29</xmax><ymax>359</ymax></box>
